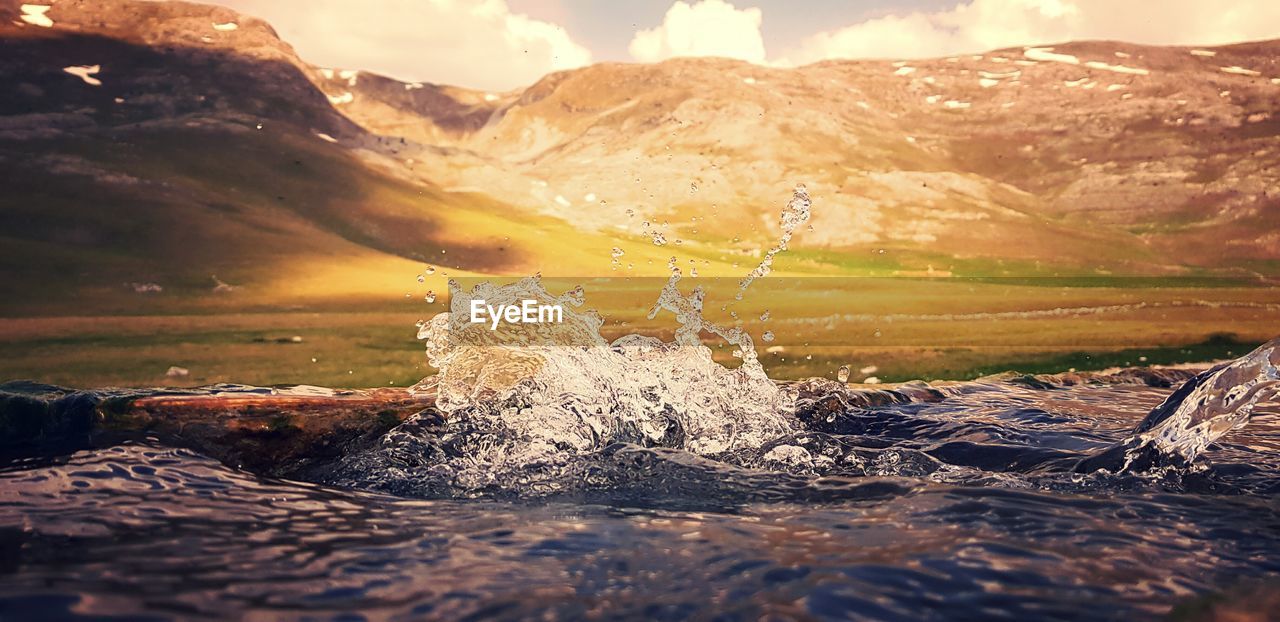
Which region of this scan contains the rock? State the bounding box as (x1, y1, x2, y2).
(0, 382, 434, 478)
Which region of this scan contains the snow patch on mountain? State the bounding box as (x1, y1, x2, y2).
(1024, 48, 1078, 65)
(1084, 61, 1148, 76)
(1221, 66, 1261, 77)
(20, 4, 53, 27)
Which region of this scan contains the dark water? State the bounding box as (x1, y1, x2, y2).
(2, 371, 1278, 621)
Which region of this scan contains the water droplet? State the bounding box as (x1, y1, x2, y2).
(425, 266, 436, 275)
(690, 182, 699, 193)
(416, 275, 425, 283)
(611, 247, 625, 259)
(425, 291, 436, 303)
(759, 310, 770, 321)
(762, 331, 775, 342)
(837, 365, 850, 383)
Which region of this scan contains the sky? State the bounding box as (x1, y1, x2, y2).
(209, 0, 1280, 91)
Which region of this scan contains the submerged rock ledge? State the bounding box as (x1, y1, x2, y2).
(0, 381, 435, 478)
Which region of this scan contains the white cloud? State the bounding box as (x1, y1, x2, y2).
(629, 0, 766, 64)
(782, 0, 1280, 65)
(214, 0, 591, 91)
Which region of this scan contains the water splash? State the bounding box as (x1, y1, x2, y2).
(1130, 337, 1279, 462)
(735, 184, 810, 300)
(408, 278, 795, 492)
(643, 184, 810, 375)
(1075, 338, 1279, 473)
(406, 186, 813, 492)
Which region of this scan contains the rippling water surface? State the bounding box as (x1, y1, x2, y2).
(2, 373, 1278, 621)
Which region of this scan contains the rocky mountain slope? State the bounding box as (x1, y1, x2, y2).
(421, 40, 1280, 271)
(1, 0, 1278, 313)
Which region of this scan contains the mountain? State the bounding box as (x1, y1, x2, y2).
(2, 0, 1278, 315)
(414, 40, 1280, 272)
(0, 0, 610, 314)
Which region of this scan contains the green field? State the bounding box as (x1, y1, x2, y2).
(3, 276, 1274, 389)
